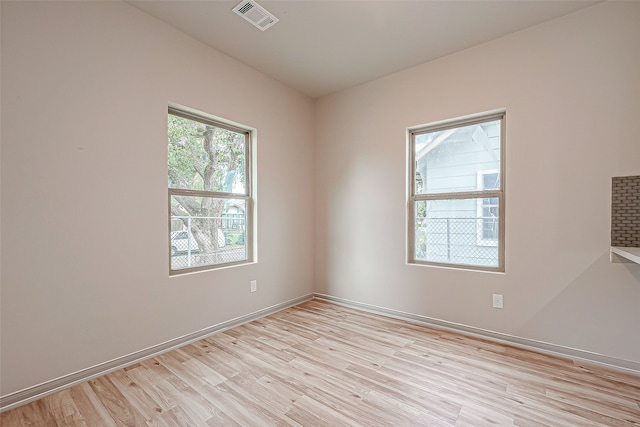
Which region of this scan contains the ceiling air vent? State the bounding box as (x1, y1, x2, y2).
(232, 0, 279, 31)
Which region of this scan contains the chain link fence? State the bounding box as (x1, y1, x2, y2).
(171, 246, 246, 270)
(415, 217, 498, 267)
(171, 215, 246, 270)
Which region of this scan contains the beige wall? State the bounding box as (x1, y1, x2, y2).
(315, 2, 640, 363)
(0, 1, 315, 395)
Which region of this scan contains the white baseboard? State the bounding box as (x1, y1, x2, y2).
(312, 293, 640, 375)
(0, 294, 314, 413)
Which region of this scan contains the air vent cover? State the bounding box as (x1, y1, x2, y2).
(232, 0, 279, 31)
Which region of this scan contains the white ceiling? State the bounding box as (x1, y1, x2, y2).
(128, 0, 600, 98)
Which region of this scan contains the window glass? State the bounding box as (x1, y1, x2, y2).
(414, 198, 500, 268)
(414, 120, 501, 195)
(168, 114, 246, 194)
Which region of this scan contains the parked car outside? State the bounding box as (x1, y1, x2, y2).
(170, 229, 225, 255)
(170, 231, 199, 255)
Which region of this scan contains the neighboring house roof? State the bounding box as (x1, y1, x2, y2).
(415, 124, 498, 163)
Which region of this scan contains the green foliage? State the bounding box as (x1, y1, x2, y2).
(415, 200, 427, 226)
(224, 232, 245, 247)
(168, 116, 205, 190)
(168, 115, 246, 193)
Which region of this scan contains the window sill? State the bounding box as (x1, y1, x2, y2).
(610, 247, 640, 264)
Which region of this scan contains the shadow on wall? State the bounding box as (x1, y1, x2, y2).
(517, 251, 640, 362)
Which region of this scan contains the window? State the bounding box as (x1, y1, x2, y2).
(409, 111, 505, 271)
(168, 106, 253, 274)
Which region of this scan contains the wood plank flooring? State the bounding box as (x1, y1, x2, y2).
(2, 300, 639, 426)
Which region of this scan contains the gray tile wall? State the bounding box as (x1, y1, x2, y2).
(611, 175, 640, 247)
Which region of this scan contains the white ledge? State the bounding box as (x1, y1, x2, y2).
(610, 247, 640, 264)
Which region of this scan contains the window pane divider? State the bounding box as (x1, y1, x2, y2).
(169, 188, 249, 200)
(413, 190, 502, 201)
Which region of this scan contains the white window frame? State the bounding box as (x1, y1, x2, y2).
(408, 110, 505, 272)
(168, 105, 254, 275)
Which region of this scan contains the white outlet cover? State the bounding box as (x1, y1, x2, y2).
(492, 294, 504, 309)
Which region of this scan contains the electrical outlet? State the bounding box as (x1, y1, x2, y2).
(250, 280, 257, 292)
(492, 294, 504, 309)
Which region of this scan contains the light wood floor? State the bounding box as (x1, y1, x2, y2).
(2, 300, 639, 426)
